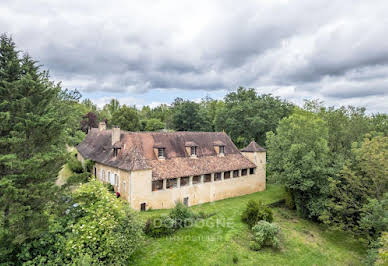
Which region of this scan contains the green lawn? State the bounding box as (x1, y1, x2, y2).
(133, 185, 365, 266)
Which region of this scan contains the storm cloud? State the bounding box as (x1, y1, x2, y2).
(1, 0, 388, 112)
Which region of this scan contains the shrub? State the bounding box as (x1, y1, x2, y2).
(68, 157, 84, 174)
(250, 221, 280, 250)
(169, 202, 196, 229)
(105, 183, 115, 193)
(66, 172, 90, 186)
(84, 159, 95, 174)
(242, 200, 273, 228)
(285, 188, 295, 210)
(144, 215, 176, 237)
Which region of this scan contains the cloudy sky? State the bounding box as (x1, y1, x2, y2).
(1, 0, 388, 112)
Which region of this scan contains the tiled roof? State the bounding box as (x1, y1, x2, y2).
(241, 141, 266, 152)
(77, 129, 256, 179)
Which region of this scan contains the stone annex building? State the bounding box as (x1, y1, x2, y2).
(76, 122, 266, 210)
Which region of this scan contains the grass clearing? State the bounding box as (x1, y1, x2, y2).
(133, 185, 365, 266)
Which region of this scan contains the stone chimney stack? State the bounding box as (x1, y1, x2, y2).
(112, 126, 120, 145)
(98, 121, 106, 131)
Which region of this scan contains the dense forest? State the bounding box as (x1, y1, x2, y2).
(1, 33, 387, 265)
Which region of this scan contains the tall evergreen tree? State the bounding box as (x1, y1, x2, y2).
(0, 34, 70, 262)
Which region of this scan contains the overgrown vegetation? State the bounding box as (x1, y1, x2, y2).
(241, 200, 273, 228)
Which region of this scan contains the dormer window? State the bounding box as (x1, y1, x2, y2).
(191, 146, 197, 156)
(158, 148, 165, 158)
(219, 145, 225, 154)
(113, 148, 118, 157)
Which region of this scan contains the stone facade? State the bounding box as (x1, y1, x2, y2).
(79, 149, 266, 210)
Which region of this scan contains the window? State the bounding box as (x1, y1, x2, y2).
(190, 146, 197, 156)
(152, 180, 163, 191)
(114, 174, 118, 185)
(113, 148, 119, 157)
(158, 148, 165, 158)
(214, 172, 222, 181)
(192, 175, 201, 184)
(224, 171, 231, 179)
(180, 176, 189, 186)
(140, 203, 146, 211)
(219, 145, 225, 154)
(250, 168, 255, 175)
(166, 178, 178, 189)
(241, 169, 248, 176)
(233, 170, 240, 178)
(94, 167, 97, 177)
(102, 170, 105, 181)
(108, 171, 111, 184)
(204, 174, 211, 183)
(184, 197, 189, 206)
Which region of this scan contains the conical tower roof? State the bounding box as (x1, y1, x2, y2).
(241, 140, 266, 152)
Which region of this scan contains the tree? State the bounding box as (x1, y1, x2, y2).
(215, 87, 293, 147)
(143, 118, 165, 131)
(322, 135, 388, 233)
(80, 111, 99, 133)
(171, 98, 211, 131)
(266, 109, 332, 219)
(111, 105, 140, 131)
(0, 34, 71, 262)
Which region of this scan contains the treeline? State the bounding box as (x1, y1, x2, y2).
(75, 88, 294, 148)
(266, 102, 388, 264)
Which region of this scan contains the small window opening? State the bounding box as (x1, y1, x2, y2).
(250, 168, 255, 175)
(224, 171, 231, 179)
(158, 148, 165, 158)
(219, 145, 225, 154)
(190, 146, 197, 156)
(214, 172, 222, 181)
(180, 176, 189, 186)
(140, 203, 146, 211)
(241, 169, 248, 176)
(166, 178, 178, 189)
(204, 174, 212, 182)
(233, 170, 240, 178)
(152, 180, 163, 191)
(192, 175, 201, 184)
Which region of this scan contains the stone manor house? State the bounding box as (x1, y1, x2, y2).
(76, 122, 266, 210)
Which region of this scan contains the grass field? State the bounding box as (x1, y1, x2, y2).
(133, 185, 365, 266)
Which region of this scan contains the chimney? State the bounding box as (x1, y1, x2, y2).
(112, 126, 120, 145)
(98, 121, 106, 131)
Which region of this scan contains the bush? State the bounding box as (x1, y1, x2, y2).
(169, 202, 196, 229)
(285, 189, 295, 210)
(242, 200, 273, 228)
(250, 221, 281, 250)
(68, 157, 83, 174)
(144, 215, 176, 237)
(84, 159, 95, 174)
(66, 172, 90, 186)
(105, 183, 115, 193)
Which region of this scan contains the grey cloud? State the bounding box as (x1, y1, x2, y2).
(1, 0, 388, 111)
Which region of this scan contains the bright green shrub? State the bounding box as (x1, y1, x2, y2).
(250, 221, 281, 250)
(144, 215, 176, 237)
(242, 200, 273, 228)
(20, 180, 144, 264)
(169, 202, 196, 229)
(68, 157, 83, 174)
